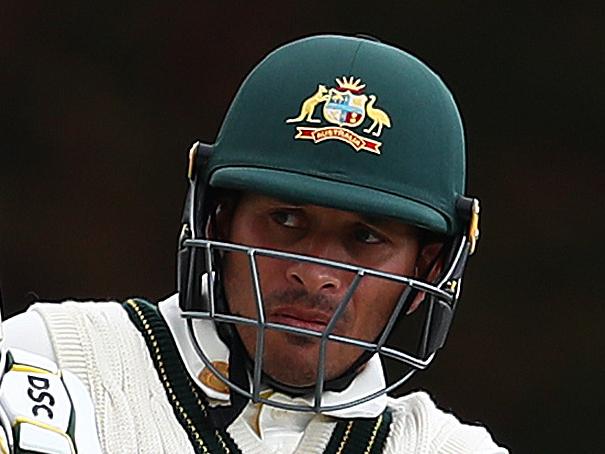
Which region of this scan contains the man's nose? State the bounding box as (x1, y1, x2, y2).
(285, 261, 344, 294)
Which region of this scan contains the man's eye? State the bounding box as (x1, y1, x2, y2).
(354, 228, 383, 244)
(271, 211, 299, 228)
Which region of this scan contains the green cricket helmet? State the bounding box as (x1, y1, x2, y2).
(178, 34, 480, 413)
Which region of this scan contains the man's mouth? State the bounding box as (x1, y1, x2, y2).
(269, 307, 331, 333)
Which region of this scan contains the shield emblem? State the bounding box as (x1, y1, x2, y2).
(323, 89, 368, 128)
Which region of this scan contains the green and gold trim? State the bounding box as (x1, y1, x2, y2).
(123, 299, 239, 454)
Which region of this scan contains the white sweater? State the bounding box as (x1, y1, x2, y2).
(4, 299, 508, 454)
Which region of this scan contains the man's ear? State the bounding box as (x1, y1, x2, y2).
(206, 196, 236, 241)
(406, 242, 445, 314)
(207, 203, 228, 240)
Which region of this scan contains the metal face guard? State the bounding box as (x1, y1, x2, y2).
(180, 237, 470, 412)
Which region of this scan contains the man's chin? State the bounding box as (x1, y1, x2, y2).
(261, 349, 356, 389)
(239, 328, 360, 388)
(264, 367, 317, 388)
(261, 346, 323, 388)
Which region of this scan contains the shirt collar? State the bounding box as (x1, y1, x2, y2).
(158, 293, 387, 418)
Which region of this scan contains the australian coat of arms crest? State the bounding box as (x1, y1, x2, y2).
(286, 76, 391, 155)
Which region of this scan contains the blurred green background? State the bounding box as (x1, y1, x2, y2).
(1, 2, 603, 452)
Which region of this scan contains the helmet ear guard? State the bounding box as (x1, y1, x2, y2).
(178, 141, 213, 313)
(417, 196, 480, 356)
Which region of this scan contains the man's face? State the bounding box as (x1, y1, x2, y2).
(219, 193, 422, 388)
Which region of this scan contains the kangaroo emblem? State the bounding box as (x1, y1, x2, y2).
(363, 95, 392, 136)
(286, 85, 329, 123)
(286, 76, 392, 155)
